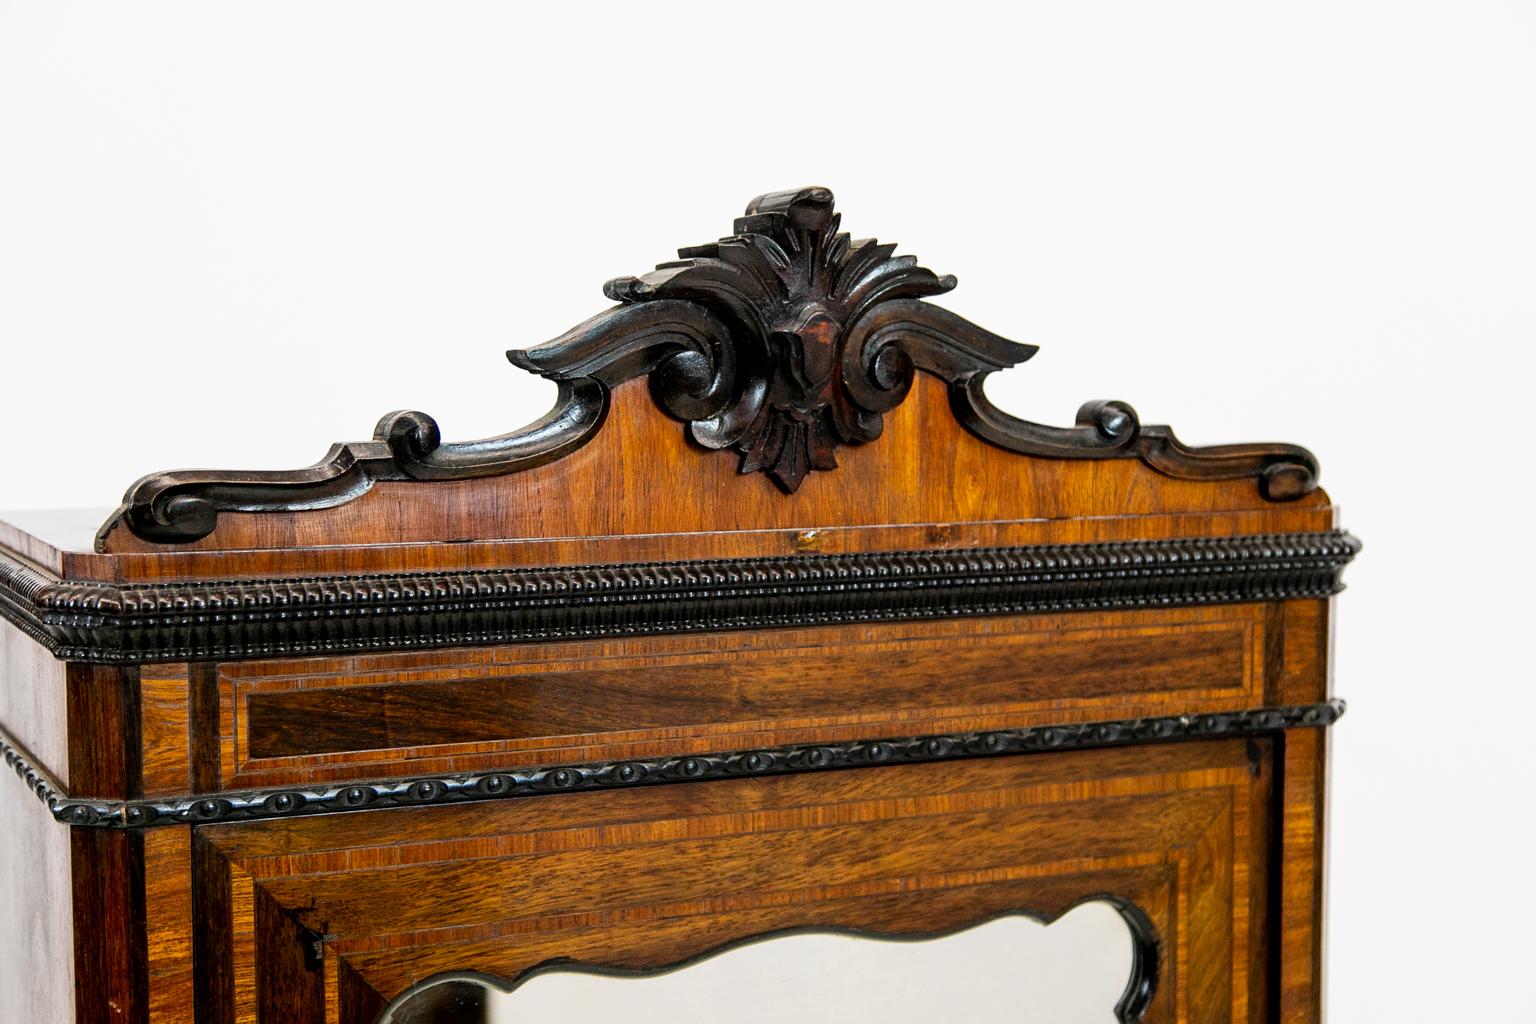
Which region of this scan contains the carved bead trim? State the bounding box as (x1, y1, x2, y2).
(0, 531, 1361, 664)
(0, 733, 61, 819)
(0, 700, 1345, 830)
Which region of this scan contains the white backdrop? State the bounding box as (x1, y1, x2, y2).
(2, 2, 1533, 1020)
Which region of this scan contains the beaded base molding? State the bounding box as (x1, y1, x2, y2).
(1, 700, 1345, 830)
(0, 530, 1360, 664)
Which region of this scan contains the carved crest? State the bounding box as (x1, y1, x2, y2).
(102, 187, 1321, 548)
(510, 187, 1033, 491)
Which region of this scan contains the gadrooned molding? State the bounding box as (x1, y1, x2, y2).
(0, 530, 1361, 665)
(1, 700, 1345, 830)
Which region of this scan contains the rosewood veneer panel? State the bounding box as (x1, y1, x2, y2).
(218, 605, 1267, 789)
(99, 376, 1334, 560)
(194, 738, 1273, 1024)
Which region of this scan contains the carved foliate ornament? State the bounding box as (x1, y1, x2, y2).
(513, 186, 1035, 491)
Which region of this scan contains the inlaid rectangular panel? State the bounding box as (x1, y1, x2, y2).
(193, 737, 1274, 1024)
(213, 605, 1272, 789)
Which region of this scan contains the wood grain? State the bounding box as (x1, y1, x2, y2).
(95, 375, 1333, 561)
(141, 666, 191, 799)
(221, 605, 1266, 789)
(145, 826, 195, 1024)
(68, 504, 1339, 584)
(71, 829, 148, 1023)
(196, 738, 1274, 1023)
(1278, 728, 1329, 1023)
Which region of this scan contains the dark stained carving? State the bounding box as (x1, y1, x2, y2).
(102, 186, 1323, 546)
(100, 380, 609, 546)
(510, 187, 1035, 492)
(1, 531, 1361, 665)
(524, 185, 1318, 497)
(951, 386, 1322, 502)
(1, 700, 1345, 830)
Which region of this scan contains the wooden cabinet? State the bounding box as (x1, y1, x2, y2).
(0, 187, 1356, 1022)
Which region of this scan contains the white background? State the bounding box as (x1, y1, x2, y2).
(2, 2, 1533, 1019)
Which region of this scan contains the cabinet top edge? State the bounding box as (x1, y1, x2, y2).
(0, 528, 1360, 666)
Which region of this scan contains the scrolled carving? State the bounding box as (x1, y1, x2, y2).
(100, 186, 1325, 547)
(512, 186, 1321, 498)
(106, 377, 610, 545)
(508, 301, 739, 423)
(950, 376, 1320, 501)
(513, 186, 1038, 492)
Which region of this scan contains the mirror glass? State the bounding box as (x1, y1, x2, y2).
(378, 901, 1146, 1024)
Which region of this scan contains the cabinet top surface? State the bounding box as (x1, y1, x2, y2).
(0, 508, 108, 559)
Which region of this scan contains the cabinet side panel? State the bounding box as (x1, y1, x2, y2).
(0, 616, 68, 778)
(0, 764, 75, 1023)
(0, 616, 75, 1021)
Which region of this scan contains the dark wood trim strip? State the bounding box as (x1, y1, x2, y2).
(2, 699, 1345, 830)
(188, 663, 222, 794)
(65, 663, 142, 798)
(0, 530, 1361, 665)
(71, 829, 149, 1024)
